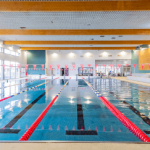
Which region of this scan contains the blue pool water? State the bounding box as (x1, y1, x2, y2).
(0, 78, 150, 142)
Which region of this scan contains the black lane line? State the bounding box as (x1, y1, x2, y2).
(0, 85, 54, 134)
(66, 131, 97, 135)
(77, 90, 85, 130)
(66, 89, 97, 135)
(0, 129, 20, 134)
(109, 91, 150, 134)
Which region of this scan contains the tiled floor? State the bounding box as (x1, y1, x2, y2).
(0, 142, 149, 150)
(111, 77, 150, 87)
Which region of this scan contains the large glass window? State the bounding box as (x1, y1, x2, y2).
(4, 49, 10, 54)
(16, 52, 20, 57)
(4, 61, 10, 79)
(16, 62, 20, 78)
(0, 60, 3, 80)
(11, 62, 16, 79)
(0, 47, 3, 53)
(21, 68, 25, 78)
(11, 51, 16, 56)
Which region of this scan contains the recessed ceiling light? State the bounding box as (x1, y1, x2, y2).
(20, 27, 26, 29)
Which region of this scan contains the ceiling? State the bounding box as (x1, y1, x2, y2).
(0, 0, 149, 50)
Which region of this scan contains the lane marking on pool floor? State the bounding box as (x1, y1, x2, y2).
(19, 78, 70, 141)
(0, 78, 59, 134)
(0, 78, 58, 102)
(109, 91, 150, 134)
(82, 78, 150, 142)
(66, 86, 97, 135)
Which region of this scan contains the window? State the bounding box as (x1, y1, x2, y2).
(21, 68, 25, 78)
(11, 51, 16, 56)
(0, 60, 3, 80)
(0, 47, 3, 53)
(4, 60, 10, 79)
(16, 52, 20, 57)
(4, 49, 10, 54)
(16, 62, 20, 78)
(11, 62, 16, 79)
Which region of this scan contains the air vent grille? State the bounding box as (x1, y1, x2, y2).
(99, 55, 112, 57)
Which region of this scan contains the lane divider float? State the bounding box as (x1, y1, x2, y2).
(82, 78, 150, 142)
(19, 77, 70, 141)
(0, 77, 47, 89)
(0, 78, 58, 103)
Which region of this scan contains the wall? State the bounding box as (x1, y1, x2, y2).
(46, 50, 131, 77)
(131, 50, 150, 73)
(27, 50, 45, 75)
(139, 48, 150, 70)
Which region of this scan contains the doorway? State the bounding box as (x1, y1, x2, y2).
(60, 68, 69, 76)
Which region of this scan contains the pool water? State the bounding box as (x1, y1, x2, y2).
(0, 78, 149, 142)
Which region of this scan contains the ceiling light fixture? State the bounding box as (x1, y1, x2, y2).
(69, 52, 74, 57)
(121, 51, 126, 55)
(102, 51, 108, 57)
(52, 53, 57, 57)
(86, 52, 91, 57)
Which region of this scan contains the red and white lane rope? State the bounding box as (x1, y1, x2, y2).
(0, 77, 47, 89)
(19, 77, 70, 141)
(83, 78, 150, 142)
(0, 78, 58, 103)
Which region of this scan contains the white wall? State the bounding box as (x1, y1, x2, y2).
(46, 50, 131, 77)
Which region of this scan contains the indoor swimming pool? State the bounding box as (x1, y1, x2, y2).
(0, 78, 150, 142)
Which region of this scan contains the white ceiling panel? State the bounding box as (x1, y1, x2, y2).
(0, 11, 150, 29)
(1, 35, 150, 41)
(17, 44, 138, 47)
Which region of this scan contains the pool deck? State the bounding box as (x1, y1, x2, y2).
(111, 77, 150, 87)
(0, 142, 150, 150)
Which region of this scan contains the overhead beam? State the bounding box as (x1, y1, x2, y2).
(4, 40, 150, 45)
(21, 47, 135, 50)
(1, 29, 150, 35)
(0, 1, 149, 11)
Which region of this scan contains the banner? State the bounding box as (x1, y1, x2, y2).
(18, 64, 21, 69)
(95, 64, 98, 68)
(110, 64, 113, 69)
(118, 64, 121, 68)
(25, 64, 28, 70)
(33, 65, 36, 70)
(65, 65, 68, 70)
(72, 64, 76, 70)
(88, 64, 91, 68)
(57, 64, 60, 69)
(133, 64, 137, 68)
(49, 64, 52, 70)
(142, 64, 144, 69)
(41, 64, 44, 70)
(80, 64, 84, 69)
